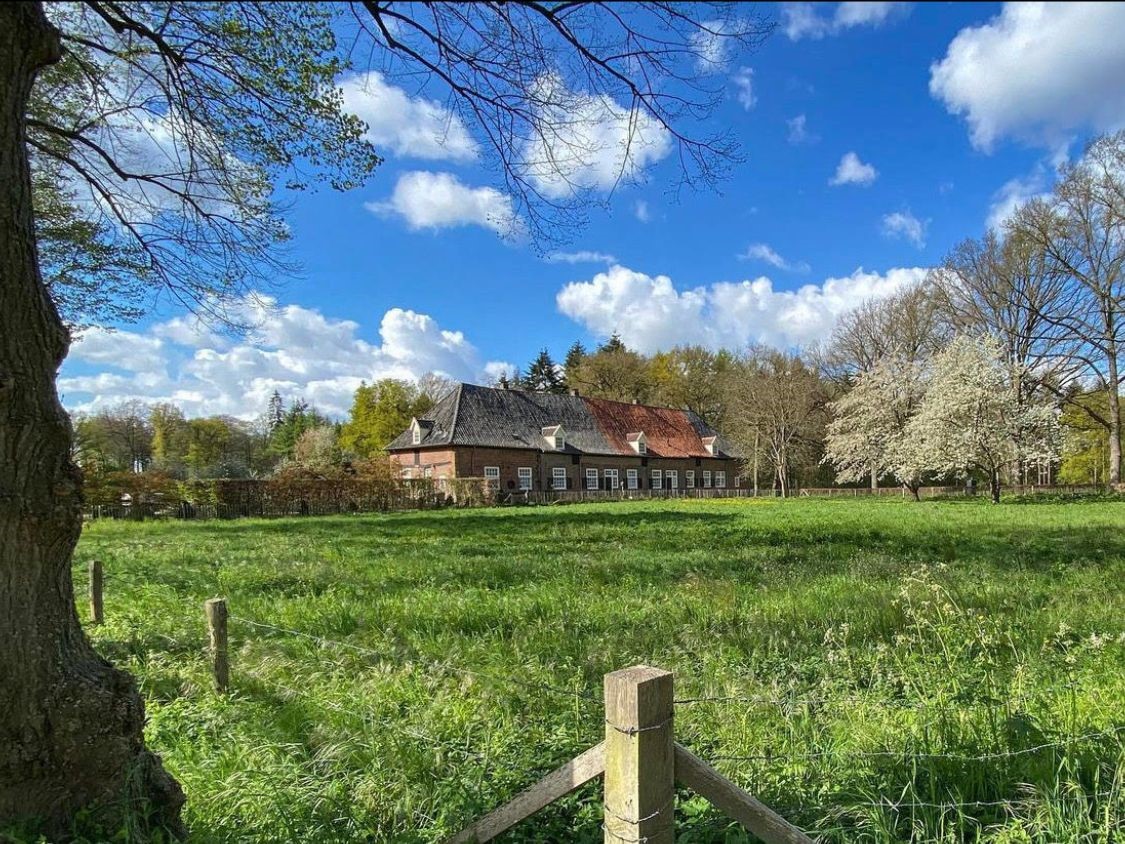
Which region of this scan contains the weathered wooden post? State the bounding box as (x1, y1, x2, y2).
(88, 559, 103, 625)
(603, 665, 675, 844)
(205, 597, 229, 694)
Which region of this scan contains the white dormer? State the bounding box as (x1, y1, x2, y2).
(702, 435, 716, 455)
(410, 418, 423, 445)
(627, 431, 647, 455)
(542, 424, 566, 451)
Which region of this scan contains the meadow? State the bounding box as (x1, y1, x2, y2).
(70, 497, 1125, 843)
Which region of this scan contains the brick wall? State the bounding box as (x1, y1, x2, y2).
(389, 445, 743, 492)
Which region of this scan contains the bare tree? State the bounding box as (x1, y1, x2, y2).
(729, 349, 825, 497)
(2, 2, 773, 834)
(1010, 133, 1125, 485)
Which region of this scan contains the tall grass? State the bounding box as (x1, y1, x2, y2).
(53, 497, 1125, 842)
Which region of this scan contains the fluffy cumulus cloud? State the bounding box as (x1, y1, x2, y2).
(338, 71, 478, 162)
(783, 2, 907, 40)
(739, 243, 810, 273)
(830, 151, 878, 186)
(367, 170, 519, 236)
(61, 296, 511, 419)
(881, 210, 928, 248)
(930, 3, 1125, 151)
(521, 75, 673, 199)
(556, 264, 927, 353)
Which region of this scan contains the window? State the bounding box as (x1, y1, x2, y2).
(484, 466, 500, 489)
(552, 467, 567, 490)
(518, 467, 533, 491)
(604, 468, 619, 490)
(702, 470, 712, 488)
(554, 435, 564, 450)
(716, 470, 726, 488)
(626, 469, 638, 490)
(637, 441, 647, 455)
(686, 470, 695, 488)
(651, 469, 663, 490)
(666, 469, 678, 489)
(586, 468, 599, 490)
(411, 423, 421, 445)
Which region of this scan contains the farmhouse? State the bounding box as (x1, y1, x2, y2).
(386, 382, 742, 492)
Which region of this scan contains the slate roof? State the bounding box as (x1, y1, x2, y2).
(387, 383, 739, 459)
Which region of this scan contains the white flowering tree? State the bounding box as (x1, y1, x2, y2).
(904, 336, 1059, 503)
(824, 356, 929, 498)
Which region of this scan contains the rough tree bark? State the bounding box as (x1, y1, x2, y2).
(0, 4, 183, 836)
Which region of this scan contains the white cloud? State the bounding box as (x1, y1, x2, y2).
(556, 264, 926, 353)
(693, 20, 733, 73)
(739, 243, 810, 273)
(633, 199, 651, 222)
(70, 327, 165, 372)
(787, 114, 816, 144)
(545, 250, 618, 265)
(60, 296, 511, 419)
(521, 75, 673, 199)
(986, 166, 1053, 231)
(366, 171, 519, 236)
(930, 3, 1125, 151)
(830, 151, 878, 186)
(732, 67, 757, 110)
(338, 71, 477, 162)
(783, 2, 907, 40)
(881, 211, 928, 248)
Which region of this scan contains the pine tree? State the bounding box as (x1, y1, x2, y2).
(524, 348, 564, 393)
(599, 332, 627, 354)
(563, 341, 587, 388)
(267, 390, 284, 431)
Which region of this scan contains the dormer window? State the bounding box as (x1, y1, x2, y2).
(411, 419, 422, 445)
(627, 432, 647, 455)
(702, 436, 716, 456)
(542, 424, 565, 451)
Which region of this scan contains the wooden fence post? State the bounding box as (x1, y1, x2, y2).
(603, 665, 675, 844)
(88, 560, 103, 625)
(205, 598, 229, 694)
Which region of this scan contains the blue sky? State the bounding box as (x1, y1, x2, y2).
(61, 2, 1125, 419)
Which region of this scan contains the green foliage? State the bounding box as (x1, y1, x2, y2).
(338, 380, 432, 457)
(68, 498, 1125, 843)
(269, 399, 331, 460)
(563, 341, 587, 387)
(522, 349, 565, 393)
(1059, 390, 1120, 484)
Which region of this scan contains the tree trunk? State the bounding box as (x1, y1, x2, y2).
(989, 469, 1001, 504)
(870, 461, 877, 491)
(752, 430, 759, 496)
(0, 4, 183, 837)
(907, 482, 920, 502)
(1106, 341, 1121, 486)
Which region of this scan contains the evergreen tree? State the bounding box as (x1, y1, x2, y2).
(267, 390, 285, 431)
(563, 341, 587, 388)
(524, 348, 564, 393)
(599, 332, 627, 354)
(338, 379, 432, 457)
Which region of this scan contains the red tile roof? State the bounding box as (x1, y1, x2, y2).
(583, 397, 712, 458)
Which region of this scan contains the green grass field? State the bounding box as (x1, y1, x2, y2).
(71, 497, 1125, 843)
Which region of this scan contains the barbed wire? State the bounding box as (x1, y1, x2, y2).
(704, 725, 1125, 765)
(230, 614, 601, 705)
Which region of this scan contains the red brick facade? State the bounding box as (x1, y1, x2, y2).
(390, 445, 742, 492)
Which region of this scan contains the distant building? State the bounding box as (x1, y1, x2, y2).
(386, 382, 742, 493)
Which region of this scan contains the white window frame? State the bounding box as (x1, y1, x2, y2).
(604, 468, 620, 490)
(552, 467, 567, 490)
(484, 465, 500, 489)
(686, 470, 695, 488)
(626, 469, 638, 490)
(411, 423, 421, 445)
(586, 467, 599, 490)
(666, 469, 678, 489)
(702, 470, 712, 488)
(554, 435, 564, 450)
(637, 440, 647, 455)
(651, 469, 663, 490)
(716, 470, 726, 488)
(518, 467, 533, 491)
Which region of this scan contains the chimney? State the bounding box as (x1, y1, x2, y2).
(570, 388, 579, 397)
(632, 397, 640, 404)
